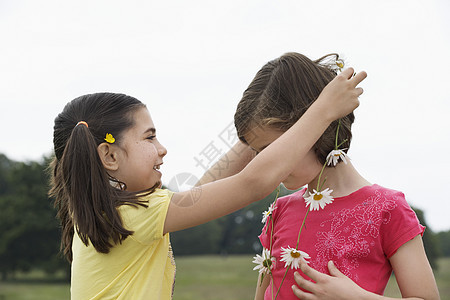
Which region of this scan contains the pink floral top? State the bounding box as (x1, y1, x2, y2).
(259, 184, 424, 299)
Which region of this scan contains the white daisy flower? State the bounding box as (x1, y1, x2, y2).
(261, 202, 276, 224)
(304, 188, 334, 211)
(326, 149, 349, 166)
(252, 248, 275, 274)
(280, 246, 310, 269)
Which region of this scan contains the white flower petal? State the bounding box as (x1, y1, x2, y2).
(279, 246, 310, 269)
(252, 248, 275, 274)
(304, 188, 334, 211)
(326, 149, 350, 166)
(261, 202, 277, 223)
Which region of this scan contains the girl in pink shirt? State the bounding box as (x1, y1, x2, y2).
(232, 52, 439, 299)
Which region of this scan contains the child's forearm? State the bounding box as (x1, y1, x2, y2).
(195, 141, 255, 186)
(240, 101, 334, 198)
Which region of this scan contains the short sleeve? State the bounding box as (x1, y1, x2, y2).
(381, 191, 425, 258)
(120, 189, 173, 245)
(259, 220, 272, 249)
(259, 197, 283, 250)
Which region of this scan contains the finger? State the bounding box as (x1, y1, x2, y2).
(292, 285, 314, 300)
(300, 261, 324, 282)
(293, 271, 316, 292)
(355, 87, 364, 97)
(339, 67, 355, 79)
(327, 261, 345, 278)
(350, 71, 367, 87)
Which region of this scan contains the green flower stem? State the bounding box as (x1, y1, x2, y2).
(316, 160, 328, 192)
(269, 186, 281, 255)
(336, 138, 348, 149)
(269, 215, 275, 253)
(335, 119, 341, 149)
(274, 265, 290, 300)
(296, 209, 310, 248)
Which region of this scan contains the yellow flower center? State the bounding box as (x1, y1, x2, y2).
(313, 193, 323, 201)
(263, 259, 272, 268)
(334, 153, 341, 157)
(291, 251, 301, 258)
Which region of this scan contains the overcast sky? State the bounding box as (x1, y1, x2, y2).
(1, 0, 449, 231)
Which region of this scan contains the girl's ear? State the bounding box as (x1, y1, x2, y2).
(97, 143, 120, 171)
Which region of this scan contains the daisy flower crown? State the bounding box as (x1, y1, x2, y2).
(252, 58, 350, 300)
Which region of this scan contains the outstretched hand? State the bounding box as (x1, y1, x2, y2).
(314, 68, 367, 122)
(292, 261, 367, 300)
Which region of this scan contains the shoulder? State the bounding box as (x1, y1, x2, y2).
(273, 188, 306, 216)
(137, 188, 174, 209)
(118, 189, 173, 214)
(277, 188, 306, 205)
(119, 189, 174, 242)
(353, 184, 408, 207)
(357, 184, 404, 199)
(142, 188, 174, 202)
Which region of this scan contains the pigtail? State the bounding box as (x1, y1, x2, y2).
(61, 124, 137, 259)
(49, 157, 75, 261)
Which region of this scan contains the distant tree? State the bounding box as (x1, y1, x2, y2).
(171, 219, 223, 255)
(0, 155, 67, 280)
(436, 230, 450, 257)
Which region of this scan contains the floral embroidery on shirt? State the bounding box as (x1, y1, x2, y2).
(311, 189, 398, 280)
(315, 229, 346, 258)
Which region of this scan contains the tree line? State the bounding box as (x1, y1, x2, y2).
(0, 153, 448, 280)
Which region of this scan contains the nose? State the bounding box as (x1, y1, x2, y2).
(157, 142, 167, 157)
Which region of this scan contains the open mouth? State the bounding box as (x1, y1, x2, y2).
(153, 163, 162, 171)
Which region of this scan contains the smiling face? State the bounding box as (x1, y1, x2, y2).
(112, 107, 167, 192)
(243, 125, 323, 190)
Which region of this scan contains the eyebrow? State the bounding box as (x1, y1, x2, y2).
(144, 127, 156, 134)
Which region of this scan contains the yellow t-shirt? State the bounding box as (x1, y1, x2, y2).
(71, 189, 176, 300)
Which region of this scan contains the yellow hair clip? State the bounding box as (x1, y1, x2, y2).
(104, 133, 115, 144)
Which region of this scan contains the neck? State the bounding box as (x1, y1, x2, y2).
(307, 160, 371, 198)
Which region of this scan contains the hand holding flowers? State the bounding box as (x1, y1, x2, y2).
(313, 68, 366, 122)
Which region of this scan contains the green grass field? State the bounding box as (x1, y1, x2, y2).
(1, 256, 448, 299)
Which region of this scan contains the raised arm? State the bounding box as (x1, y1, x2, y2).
(164, 68, 366, 234)
(195, 141, 255, 186)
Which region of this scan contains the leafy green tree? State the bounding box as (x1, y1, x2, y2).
(436, 230, 450, 257)
(171, 219, 223, 255)
(0, 155, 67, 280)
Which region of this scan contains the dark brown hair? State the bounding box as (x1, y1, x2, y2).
(49, 93, 158, 262)
(234, 52, 354, 164)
